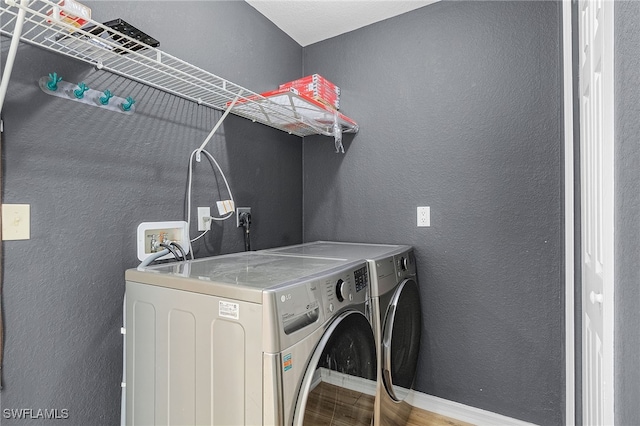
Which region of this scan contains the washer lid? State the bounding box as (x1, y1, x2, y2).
(264, 241, 411, 261)
(126, 252, 355, 303)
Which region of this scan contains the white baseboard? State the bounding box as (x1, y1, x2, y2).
(317, 368, 377, 396)
(407, 390, 538, 426)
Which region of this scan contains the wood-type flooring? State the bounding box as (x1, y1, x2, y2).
(302, 381, 473, 426)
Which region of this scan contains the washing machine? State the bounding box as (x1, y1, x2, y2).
(262, 241, 422, 426)
(123, 251, 377, 425)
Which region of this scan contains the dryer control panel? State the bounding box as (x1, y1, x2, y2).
(395, 250, 416, 279)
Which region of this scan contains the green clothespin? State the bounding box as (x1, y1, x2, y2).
(74, 82, 89, 99)
(121, 96, 135, 111)
(47, 73, 63, 91)
(99, 90, 113, 105)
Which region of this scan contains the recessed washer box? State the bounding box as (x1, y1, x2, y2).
(136, 221, 189, 261)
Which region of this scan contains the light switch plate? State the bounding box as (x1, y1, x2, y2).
(2, 204, 30, 240)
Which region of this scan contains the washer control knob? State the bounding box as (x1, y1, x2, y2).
(335, 279, 346, 302)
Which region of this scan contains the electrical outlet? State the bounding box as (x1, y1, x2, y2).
(237, 207, 251, 227)
(197, 207, 211, 231)
(417, 206, 430, 227)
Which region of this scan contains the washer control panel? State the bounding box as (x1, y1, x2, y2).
(354, 265, 368, 292)
(321, 265, 368, 316)
(278, 281, 321, 336)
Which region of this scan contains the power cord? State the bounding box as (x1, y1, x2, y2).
(186, 148, 235, 259)
(239, 211, 251, 251)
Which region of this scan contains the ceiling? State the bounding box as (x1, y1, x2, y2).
(245, 1, 438, 47)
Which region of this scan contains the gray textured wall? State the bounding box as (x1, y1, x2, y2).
(0, 2, 302, 425)
(0, 1, 576, 425)
(615, 2, 640, 425)
(301, 2, 564, 424)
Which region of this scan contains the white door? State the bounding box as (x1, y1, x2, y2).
(579, 0, 615, 424)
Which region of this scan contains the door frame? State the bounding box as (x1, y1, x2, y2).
(562, 1, 575, 425)
(570, 0, 616, 424)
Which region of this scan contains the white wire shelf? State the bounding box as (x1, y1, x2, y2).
(0, 0, 359, 139)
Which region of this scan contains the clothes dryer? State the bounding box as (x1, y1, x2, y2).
(262, 241, 422, 426)
(123, 251, 377, 425)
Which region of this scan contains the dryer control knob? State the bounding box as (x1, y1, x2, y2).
(400, 256, 408, 271)
(335, 279, 346, 302)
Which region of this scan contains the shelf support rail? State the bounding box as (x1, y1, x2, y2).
(195, 91, 242, 163)
(0, 0, 27, 116)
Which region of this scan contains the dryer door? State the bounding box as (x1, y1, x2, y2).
(293, 310, 377, 426)
(381, 278, 421, 402)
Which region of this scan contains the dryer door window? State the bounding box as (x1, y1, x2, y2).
(293, 310, 377, 426)
(381, 278, 421, 402)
